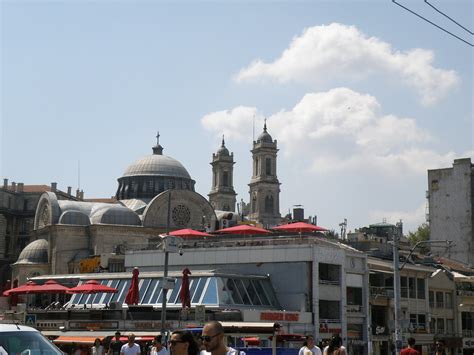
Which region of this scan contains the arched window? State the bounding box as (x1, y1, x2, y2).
(223, 172, 229, 187)
(265, 195, 274, 213)
(266, 158, 272, 176)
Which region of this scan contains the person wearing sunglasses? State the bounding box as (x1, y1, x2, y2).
(201, 321, 243, 355)
(168, 330, 199, 355)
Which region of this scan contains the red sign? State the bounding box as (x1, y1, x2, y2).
(260, 312, 299, 322)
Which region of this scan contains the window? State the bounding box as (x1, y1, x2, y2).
(319, 263, 340, 285)
(401, 277, 408, 298)
(319, 300, 340, 321)
(202, 277, 218, 305)
(430, 318, 436, 333)
(223, 172, 229, 187)
(462, 312, 474, 335)
(224, 278, 243, 304)
(417, 314, 426, 330)
(265, 158, 272, 176)
(446, 319, 454, 334)
(254, 158, 259, 175)
(192, 278, 207, 303)
(346, 287, 363, 306)
(445, 292, 453, 308)
(436, 291, 444, 308)
(436, 318, 445, 333)
(416, 278, 425, 299)
(409, 277, 416, 298)
(431, 179, 439, 190)
(264, 195, 273, 213)
(429, 291, 434, 308)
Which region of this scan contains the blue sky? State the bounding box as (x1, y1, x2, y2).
(1, 0, 472, 233)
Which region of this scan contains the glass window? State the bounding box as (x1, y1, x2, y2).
(202, 277, 218, 305)
(417, 314, 426, 330)
(445, 292, 453, 308)
(188, 279, 199, 302)
(436, 291, 444, 308)
(265, 158, 272, 176)
(409, 277, 416, 298)
(401, 277, 408, 298)
(437, 318, 445, 333)
(261, 280, 279, 307)
(319, 263, 340, 284)
(116, 280, 131, 304)
(103, 280, 120, 304)
(234, 279, 251, 305)
(142, 279, 159, 304)
(192, 278, 207, 303)
(430, 318, 436, 333)
(138, 279, 151, 303)
(224, 278, 243, 304)
(252, 280, 270, 305)
(243, 278, 261, 305)
(150, 280, 163, 304)
(168, 278, 182, 304)
(416, 278, 425, 299)
(346, 287, 363, 306)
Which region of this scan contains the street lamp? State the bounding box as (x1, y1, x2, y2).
(392, 235, 452, 354)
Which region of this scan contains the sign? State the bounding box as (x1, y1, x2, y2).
(69, 321, 119, 330)
(161, 277, 176, 290)
(195, 305, 206, 322)
(164, 236, 183, 253)
(25, 314, 36, 326)
(464, 338, 474, 349)
(260, 312, 299, 322)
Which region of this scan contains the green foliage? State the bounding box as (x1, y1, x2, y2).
(407, 223, 430, 254)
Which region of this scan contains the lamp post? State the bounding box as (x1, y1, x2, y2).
(392, 235, 452, 355)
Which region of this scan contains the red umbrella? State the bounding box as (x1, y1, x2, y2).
(35, 280, 70, 294)
(180, 268, 192, 309)
(125, 267, 140, 305)
(3, 280, 39, 296)
(170, 229, 212, 238)
(216, 225, 271, 235)
(272, 222, 328, 233)
(67, 280, 118, 294)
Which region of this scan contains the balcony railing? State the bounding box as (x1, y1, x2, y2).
(463, 330, 474, 337)
(370, 286, 393, 298)
(319, 279, 340, 286)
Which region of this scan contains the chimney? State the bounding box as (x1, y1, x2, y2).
(67, 186, 72, 195)
(76, 189, 80, 198)
(3, 179, 8, 189)
(80, 190, 84, 200)
(17, 183, 24, 192)
(51, 182, 57, 192)
(12, 182, 16, 191)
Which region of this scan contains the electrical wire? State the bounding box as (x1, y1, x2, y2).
(425, 0, 473, 35)
(392, 0, 473, 47)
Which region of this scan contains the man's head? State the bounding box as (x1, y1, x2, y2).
(154, 335, 163, 349)
(201, 321, 225, 353)
(407, 337, 416, 347)
(115, 331, 121, 341)
(305, 335, 315, 347)
(435, 339, 445, 350)
(128, 334, 135, 344)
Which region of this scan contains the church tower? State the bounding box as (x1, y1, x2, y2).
(248, 121, 281, 227)
(208, 136, 237, 212)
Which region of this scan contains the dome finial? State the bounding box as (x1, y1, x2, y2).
(221, 134, 225, 147)
(263, 118, 267, 132)
(152, 131, 164, 155)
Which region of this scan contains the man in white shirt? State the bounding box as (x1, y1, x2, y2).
(298, 335, 322, 355)
(201, 321, 245, 355)
(120, 334, 141, 355)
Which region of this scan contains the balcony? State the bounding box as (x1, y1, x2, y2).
(319, 279, 340, 286)
(370, 286, 393, 299)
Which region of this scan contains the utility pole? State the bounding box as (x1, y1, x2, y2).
(160, 193, 172, 339)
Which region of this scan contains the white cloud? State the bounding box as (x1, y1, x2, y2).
(201, 87, 469, 177)
(368, 202, 427, 233)
(235, 23, 460, 105)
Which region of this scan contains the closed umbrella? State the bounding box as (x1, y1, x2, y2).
(180, 268, 192, 309)
(125, 267, 140, 305)
(216, 225, 271, 235)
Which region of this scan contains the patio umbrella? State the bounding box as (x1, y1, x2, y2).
(67, 280, 118, 294)
(2, 280, 39, 296)
(216, 225, 271, 235)
(35, 280, 70, 294)
(272, 222, 328, 233)
(170, 228, 212, 238)
(180, 268, 192, 309)
(125, 267, 140, 305)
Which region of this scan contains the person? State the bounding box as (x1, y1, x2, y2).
(298, 335, 322, 355)
(400, 337, 420, 355)
(201, 321, 243, 355)
(435, 340, 446, 355)
(150, 335, 168, 355)
(168, 330, 199, 355)
(323, 335, 346, 355)
(92, 338, 105, 355)
(120, 334, 141, 355)
(108, 332, 124, 355)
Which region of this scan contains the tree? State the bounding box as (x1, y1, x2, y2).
(407, 223, 430, 254)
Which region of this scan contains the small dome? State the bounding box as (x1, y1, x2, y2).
(216, 136, 229, 156)
(90, 205, 141, 225)
(257, 121, 273, 143)
(123, 154, 191, 179)
(58, 210, 91, 226)
(15, 239, 48, 264)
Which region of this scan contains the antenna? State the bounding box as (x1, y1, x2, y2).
(77, 159, 81, 190)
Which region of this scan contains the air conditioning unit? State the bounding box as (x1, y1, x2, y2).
(109, 302, 122, 310)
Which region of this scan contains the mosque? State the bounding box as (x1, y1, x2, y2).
(11, 124, 282, 283)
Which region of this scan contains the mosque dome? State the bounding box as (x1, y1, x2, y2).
(116, 134, 195, 201)
(257, 121, 273, 143)
(216, 136, 229, 156)
(15, 239, 48, 264)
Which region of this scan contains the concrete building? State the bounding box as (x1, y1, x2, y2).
(427, 158, 474, 265)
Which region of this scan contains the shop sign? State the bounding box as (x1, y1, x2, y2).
(464, 338, 474, 348)
(69, 321, 119, 330)
(319, 323, 342, 334)
(260, 312, 299, 322)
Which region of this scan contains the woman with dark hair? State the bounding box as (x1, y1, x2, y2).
(91, 338, 105, 355)
(168, 331, 199, 355)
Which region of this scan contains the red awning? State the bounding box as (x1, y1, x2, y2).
(54, 336, 104, 344)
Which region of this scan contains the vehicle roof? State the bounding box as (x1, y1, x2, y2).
(0, 324, 39, 332)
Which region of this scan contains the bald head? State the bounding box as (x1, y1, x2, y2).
(202, 321, 225, 354)
(203, 321, 224, 334)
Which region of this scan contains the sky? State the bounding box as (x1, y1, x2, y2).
(1, 0, 473, 234)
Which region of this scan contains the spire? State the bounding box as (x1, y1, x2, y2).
(221, 135, 225, 148)
(152, 131, 164, 155)
(263, 118, 267, 132)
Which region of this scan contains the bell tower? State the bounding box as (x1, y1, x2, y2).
(208, 136, 237, 212)
(248, 121, 281, 227)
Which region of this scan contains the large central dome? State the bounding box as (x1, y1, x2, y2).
(116, 136, 195, 201)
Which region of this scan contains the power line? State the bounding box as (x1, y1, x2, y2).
(392, 0, 473, 47)
(425, 0, 473, 35)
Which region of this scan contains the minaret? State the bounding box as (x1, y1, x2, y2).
(248, 121, 281, 227)
(208, 136, 237, 211)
